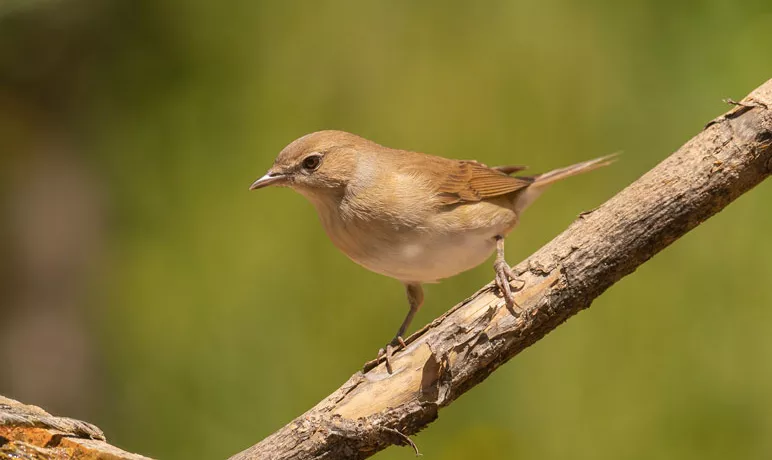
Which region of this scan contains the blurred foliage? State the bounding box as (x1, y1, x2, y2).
(1, 1, 771, 459)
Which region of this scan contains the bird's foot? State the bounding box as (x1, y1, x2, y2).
(494, 259, 525, 311)
(372, 336, 406, 374)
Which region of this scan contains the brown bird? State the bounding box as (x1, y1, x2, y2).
(250, 131, 614, 372)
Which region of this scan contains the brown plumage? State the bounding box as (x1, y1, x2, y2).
(250, 130, 615, 373)
(434, 161, 534, 204)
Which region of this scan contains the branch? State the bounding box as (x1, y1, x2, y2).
(231, 79, 772, 460)
(0, 395, 150, 459)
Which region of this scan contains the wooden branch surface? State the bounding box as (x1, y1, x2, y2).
(0, 395, 152, 459)
(231, 79, 772, 460)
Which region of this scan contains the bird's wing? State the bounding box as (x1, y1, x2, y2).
(493, 164, 528, 175)
(435, 160, 534, 205)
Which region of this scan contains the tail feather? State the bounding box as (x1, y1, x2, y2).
(531, 153, 618, 189)
(513, 153, 618, 214)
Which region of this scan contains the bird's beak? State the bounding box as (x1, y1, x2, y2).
(249, 171, 287, 190)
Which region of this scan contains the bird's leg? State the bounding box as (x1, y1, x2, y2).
(377, 283, 424, 374)
(494, 235, 525, 310)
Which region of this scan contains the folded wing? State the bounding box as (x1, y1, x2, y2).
(435, 160, 534, 205)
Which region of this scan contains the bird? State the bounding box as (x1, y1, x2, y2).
(250, 130, 614, 372)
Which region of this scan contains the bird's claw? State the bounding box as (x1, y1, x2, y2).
(494, 260, 524, 311)
(376, 336, 406, 374)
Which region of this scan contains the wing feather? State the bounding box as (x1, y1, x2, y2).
(435, 160, 533, 205)
(493, 165, 528, 175)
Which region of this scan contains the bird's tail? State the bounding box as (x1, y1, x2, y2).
(531, 153, 618, 188)
(514, 153, 618, 214)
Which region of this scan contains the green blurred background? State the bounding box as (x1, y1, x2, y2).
(1, 1, 771, 459)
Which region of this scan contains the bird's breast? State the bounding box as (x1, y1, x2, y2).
(313, 195, 519, 283)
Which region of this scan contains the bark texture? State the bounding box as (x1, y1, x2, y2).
(0, 395, 151, 460)
(230, 78, 772, 460)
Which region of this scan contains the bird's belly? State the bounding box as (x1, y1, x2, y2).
(318, 196, 518, 284)
(353, 232, 498, 283)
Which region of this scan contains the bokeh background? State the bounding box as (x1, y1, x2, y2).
(1, 1, 771, 459)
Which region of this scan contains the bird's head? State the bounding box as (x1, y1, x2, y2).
(250, 130, 377, 200)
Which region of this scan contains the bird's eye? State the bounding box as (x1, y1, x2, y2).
(301, 154, 322, 171)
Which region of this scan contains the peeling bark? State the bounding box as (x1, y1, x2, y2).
(230, 78, 772, 460)
(0, 395, 151, 459)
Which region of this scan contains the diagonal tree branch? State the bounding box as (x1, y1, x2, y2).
(230, 78, 772, 460)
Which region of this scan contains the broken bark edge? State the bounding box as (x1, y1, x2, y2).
(0, 395, 152, 460)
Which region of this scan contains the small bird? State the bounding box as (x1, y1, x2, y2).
(250, 130, 614, 372)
